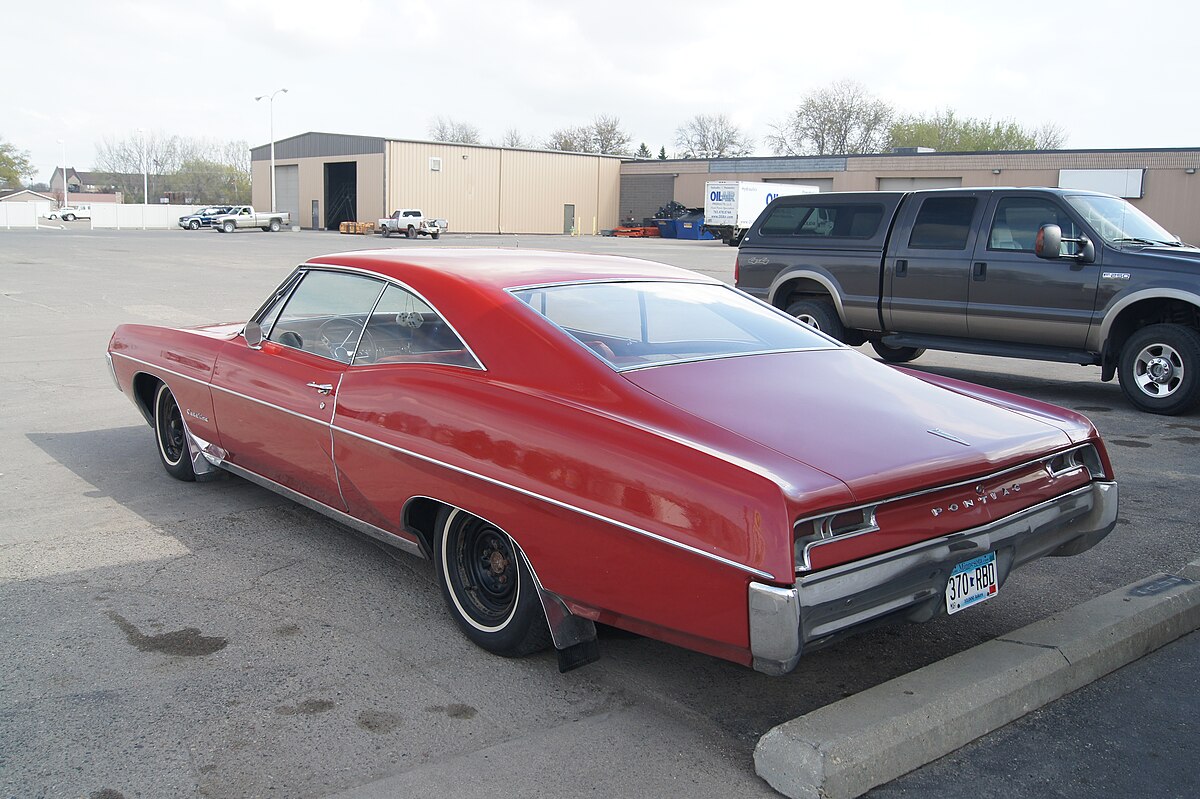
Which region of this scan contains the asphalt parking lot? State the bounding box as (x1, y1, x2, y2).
(2, 227, 1198, 798)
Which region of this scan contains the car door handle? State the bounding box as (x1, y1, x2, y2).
(895, 259, 908, 278)
(972, 262, 987, 281)
(306, 382, 333, 395)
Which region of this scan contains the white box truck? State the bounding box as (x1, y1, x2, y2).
(703, 181, 820, 246)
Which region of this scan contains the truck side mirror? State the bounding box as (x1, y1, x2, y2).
(1035, 224, 1062, 259)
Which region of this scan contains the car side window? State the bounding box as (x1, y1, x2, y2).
(354, 284, 480, 368)
(988, 198, 1080, 255)
(908, 197, 977, 249)
(268, 271, 386, 363)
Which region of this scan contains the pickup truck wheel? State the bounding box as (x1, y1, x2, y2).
(188, 220, 201, 230)
(871, 340, 926, 363)
(222, 220, 236, 233)
(431, 231, 441, 240)
(406, 225, 417, 239)
(434, 507, 551, 658)
(154, 383, 196, 482)
(786, 299, 845, 342)
(1118, 324, 1200, 415)
(63, 213, 76, 221)
(269, 219, 282, 232)
(381, 227, 391, 238)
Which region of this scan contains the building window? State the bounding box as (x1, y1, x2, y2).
(429, 157, 442, 172)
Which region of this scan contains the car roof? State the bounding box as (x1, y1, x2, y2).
(305, 248, 718, 292)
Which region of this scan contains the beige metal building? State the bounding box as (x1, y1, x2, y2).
(620, 148, 1200, 244)
(250, 133, 622, 234)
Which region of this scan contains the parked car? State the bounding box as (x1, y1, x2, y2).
(107, 249, 1117, 675)
(736, 187, 1200, 414)
(179, 206, 234, 230)
(44, 204, 91, 221)
(212, 205, 291, 233)
(378, 209, 441, 238)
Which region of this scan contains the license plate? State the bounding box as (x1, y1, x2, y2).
(946, 552, 998, 615)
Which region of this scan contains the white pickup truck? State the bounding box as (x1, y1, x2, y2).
(213, 206, 291, 233)
(378, 209, 443, 239)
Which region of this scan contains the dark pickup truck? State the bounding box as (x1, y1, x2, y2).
(735, 187, 1200, 414)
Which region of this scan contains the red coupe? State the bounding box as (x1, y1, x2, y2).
(107, 249, 1119, 674)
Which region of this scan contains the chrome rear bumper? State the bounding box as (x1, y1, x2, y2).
(749, 480, 1118, 675)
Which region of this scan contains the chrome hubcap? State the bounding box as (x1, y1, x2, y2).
(1133, 343, 1183, 397)
(796, 314, 820, 329)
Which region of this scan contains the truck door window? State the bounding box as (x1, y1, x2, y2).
(908, 197, 976, 249)
(989, 198, 1080, 254)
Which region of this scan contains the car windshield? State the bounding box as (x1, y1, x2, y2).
(513, 281, 835, 370)
(1065, 195, 1179, 245)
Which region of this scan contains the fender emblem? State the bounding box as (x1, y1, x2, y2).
(1101, 272, 1131, 280)
(186, 409, 210, 423)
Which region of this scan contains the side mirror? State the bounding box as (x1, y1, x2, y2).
(1035, 224, 1062, 259)
(1036, 223, 1095, 263)
(244, 321, 263, 349)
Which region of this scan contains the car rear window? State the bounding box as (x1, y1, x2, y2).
(758, 203, 884, 238)
(513, 281, 834, 370)
(908, 197, 977, 250)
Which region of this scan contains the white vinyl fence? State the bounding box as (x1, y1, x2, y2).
(0, 201, 206, 229)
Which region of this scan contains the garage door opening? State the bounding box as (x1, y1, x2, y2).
(324, 162, 357, 230)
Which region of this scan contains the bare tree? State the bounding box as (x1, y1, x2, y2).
(674, 113, 754, 158)
(428, 117, 482, 145)
(544, 116, 632, 155)
(93, 133, 250, 203)
(1033, 123, 1067, 150)
(767, 80, 894, 156)
(499, 128, 535, 148)
(95, 131, 184, 202)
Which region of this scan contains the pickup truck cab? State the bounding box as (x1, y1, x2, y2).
(213, 205, 291, 233)
(179, 205, 234, 230)
(736, 187, 1200, 414)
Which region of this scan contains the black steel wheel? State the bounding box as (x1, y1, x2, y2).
(431, 231, 441, 240)
(63, 213, 76, 221)
(406, 225, 417, 239)
(785, 298, 845, 342)
(153, 383, 196, 481)
(1118, 324, 1200, 415)
(434, 507, 550, 657)
(871, 340, 926, 363)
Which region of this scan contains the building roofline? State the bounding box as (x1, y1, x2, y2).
(643, 145, 1200, 165)
(251, 131, 627, 160)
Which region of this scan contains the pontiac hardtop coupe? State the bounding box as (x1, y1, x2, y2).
(107, 249, 1119, 675)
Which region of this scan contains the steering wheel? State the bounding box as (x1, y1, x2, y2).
(317, 317, 377, 364)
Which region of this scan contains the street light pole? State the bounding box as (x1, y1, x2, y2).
(56, 139, 66, 206)
(137, 127, 148, 205)
(255, 88, 288, 212)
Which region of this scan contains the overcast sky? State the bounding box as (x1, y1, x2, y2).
(7, 0, 1196, 183)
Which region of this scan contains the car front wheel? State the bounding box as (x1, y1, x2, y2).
(434, 507, 550, 657)
(786, 298, 845, 342)
(222, 221, 235, 233)
(1118, 324, 1200, 415)
(154, 383, 196, 481)
(188, 220, 201, 230)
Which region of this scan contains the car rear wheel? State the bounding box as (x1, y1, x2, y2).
(431, 231, 440, 240)
(871, 340, 926, 363)
(786, 299, 845, 342)
(153, 383, 196, 481)
(406, 225, 417, 239)
(1118, 324, 1200, 415)
(434, 507, 551, 657)
(269, 219, 282, 232)
(222, 221, 236, 233)
(188, 220, 201, 230)
(64, 214, 76, 221)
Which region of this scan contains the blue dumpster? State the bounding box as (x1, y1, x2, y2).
(674, 215, 715, 240)
(654, 219, 677, 238)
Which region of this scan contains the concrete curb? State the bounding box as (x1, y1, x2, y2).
(754, 558, 1200, 799)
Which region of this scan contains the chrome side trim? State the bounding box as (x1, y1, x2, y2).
(330, 372, 348, 508)
(334, 424, 775, 580)
(217, 460, 424, 558)
(113, 353, 776, 580)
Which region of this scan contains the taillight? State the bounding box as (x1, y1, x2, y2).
(733, 254, 740, 284)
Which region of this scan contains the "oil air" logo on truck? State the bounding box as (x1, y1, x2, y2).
(765, 193, 779, 203)
(710, 190, 734, 202)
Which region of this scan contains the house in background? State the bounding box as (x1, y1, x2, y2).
(0, 188, 56, 203)
(49, 167, 127, 205)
